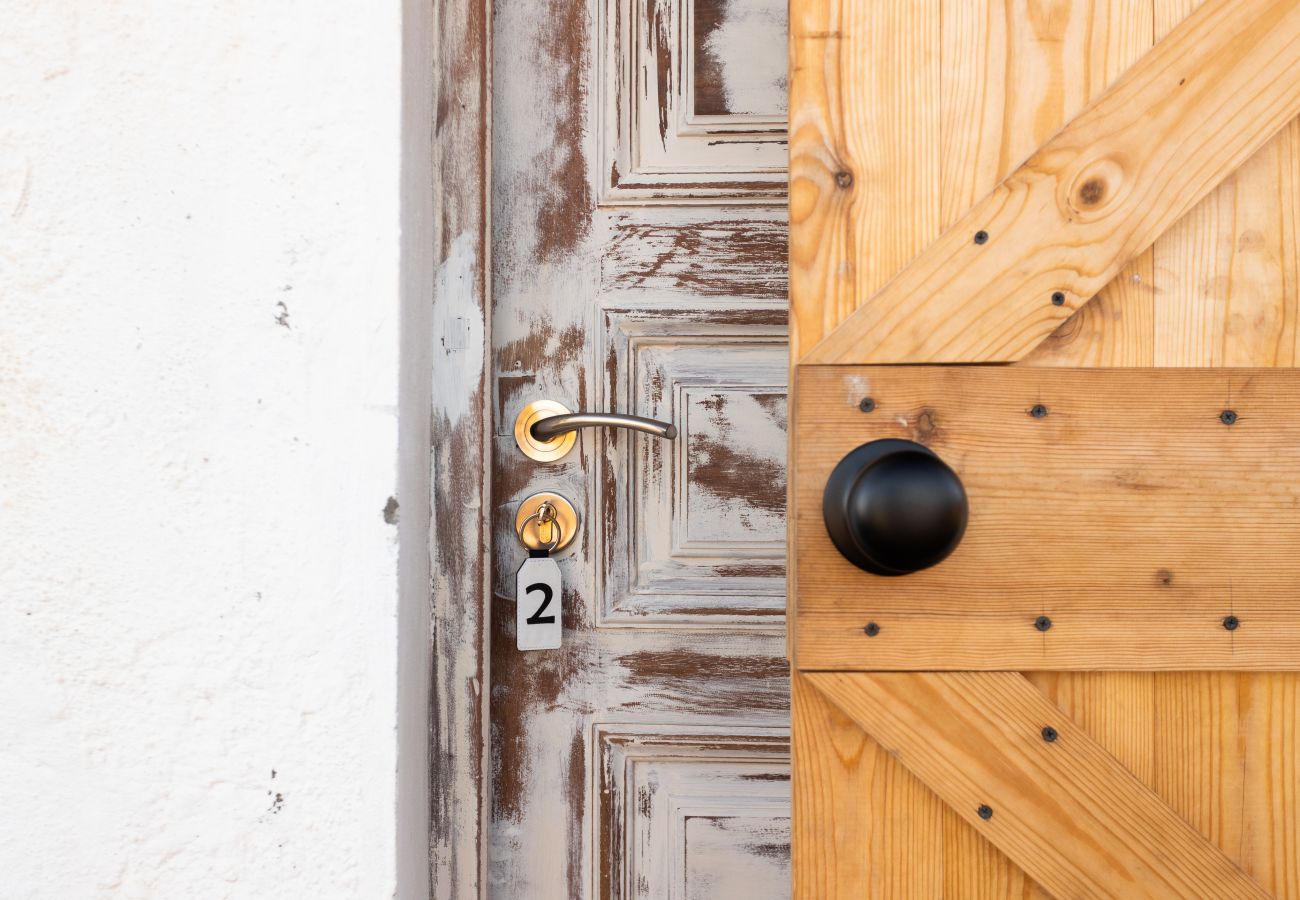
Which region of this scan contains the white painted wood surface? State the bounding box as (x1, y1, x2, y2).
(491, 0, 792, 894)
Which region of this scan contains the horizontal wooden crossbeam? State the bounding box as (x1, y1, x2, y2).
(793, 366, 1300, 671)
(807, 672, 1272, 899)
(802, 0, 1300, 366)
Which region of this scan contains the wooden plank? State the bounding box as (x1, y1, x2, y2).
(940, 0, 1157, 366)
(938, 4, 1154, 894)
(791, 671, 945, 899)
(426, 0, 491, 893)
(1143, 3, 1300, 890)
(1028, 672, 1299, 896)
(801, 0, 1300, 365)
(786, 0, 939, 664)
(1152, 0, 1300, 369)
(1153, 118, 1300, 367)
(792, 1, 1300, 897)
(787, 0, 940, 358)
(809, 672, 1272, 899)
(795, 365, 1300, 670)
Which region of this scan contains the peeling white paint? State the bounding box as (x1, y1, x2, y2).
(703, 0, 789, 116)
(433, 231, 485, 428)
(0, 2, 404, 896)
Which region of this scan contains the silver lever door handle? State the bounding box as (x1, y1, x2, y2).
(515, 400, 675, 462)
(531, 412, 677, 442)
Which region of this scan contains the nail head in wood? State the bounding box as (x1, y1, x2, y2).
(977, 804, 994, 820)
(1220, 409, 1238, 425)
(1030, 404, 1048, 418)
(1051, 291, 1066, 306)
(1034, 615, 1053, 632)
(858, 397, 876, 413)
(1041, 726, 1059, 743)
(1223, 615, 1240, 631)
(974, 230, 989, 245)
(863, 622, 880, 637)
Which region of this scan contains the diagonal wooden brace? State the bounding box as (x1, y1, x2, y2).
(802, 0, 1300, 366)
(806, 671, 1274, 899)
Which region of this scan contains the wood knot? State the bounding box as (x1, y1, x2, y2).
(1064, 156, 1128, 221)
(1077, 178, 1106, 207)
(910, 407, 941, 444)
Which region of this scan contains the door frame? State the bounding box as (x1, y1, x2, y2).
(408, 0, 493, 896)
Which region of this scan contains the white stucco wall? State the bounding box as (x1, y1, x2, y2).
(0, 3, 406, 896)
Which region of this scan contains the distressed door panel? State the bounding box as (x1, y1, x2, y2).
(599, 305, 787, 624)
(601, 0, 788, 202)
(492, 0, 790, 896)
(598, 726, 790, 900)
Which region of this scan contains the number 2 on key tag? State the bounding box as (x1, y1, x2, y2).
(516, 505, 562, 651)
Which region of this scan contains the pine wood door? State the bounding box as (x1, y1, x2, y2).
(789, 0, 1300, 896)
(488, 0, 793, 896)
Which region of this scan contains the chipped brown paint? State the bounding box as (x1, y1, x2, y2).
(693, 0, 732, 115)
(653, 0, 672, 147)
(427, 0, 491, 894)
(603, 215, 788, 299)
(618, 650, 790, 713)
(528, 0, 593, 264)
(689, 396, 786, 518)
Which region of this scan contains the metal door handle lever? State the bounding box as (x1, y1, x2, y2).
(515, 400, 676, 462)
(531, 412, 677, 441)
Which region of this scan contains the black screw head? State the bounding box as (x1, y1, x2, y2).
(1041, 726, 1059, 743)
(974, 230, 989, 245)
(977, 804, 993, 820)
(835, 170, 854, 189)
(1051, 291, 1066, 306)
(1223, 615, 1240, 631)
(1034, 615, 1053, 632)
(1220, 410, 1238, 425)
(864, 622, 881, 637)
(1030, 404, 1048, 419)
(859, 397, 876, 413)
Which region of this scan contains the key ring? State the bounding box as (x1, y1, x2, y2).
(519, 507, 563, 553)
(513, 492, 578, 552)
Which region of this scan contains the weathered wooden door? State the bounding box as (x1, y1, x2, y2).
(489, 0, 792, 896)
(789, 0, 1300, 896)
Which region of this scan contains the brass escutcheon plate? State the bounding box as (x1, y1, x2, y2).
(514, 400, 577, 462)
(514, 491, 579, 552)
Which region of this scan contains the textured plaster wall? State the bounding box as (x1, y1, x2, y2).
(0, 2, 405, 896)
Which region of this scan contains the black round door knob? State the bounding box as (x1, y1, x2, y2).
(822, 439, 968, 576)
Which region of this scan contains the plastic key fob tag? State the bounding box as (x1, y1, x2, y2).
(516, 551, 562, 650)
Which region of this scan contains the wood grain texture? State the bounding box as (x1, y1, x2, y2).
(1152, 0, 1300, 369)
(811, 672, 1272, 899)
(1027, 668, 1300, 897)
(791, 0, 1300, 895)
(795, 365, 1300, 670)
(791, 671, 944, 899)
(801, 0, 1300, 365)
(787, 0, 940, 358)
(797, 3, 1184, 896)
(427, 0, 490, 894)
(1154, 115, 1300, 367)
(786, 0, 943, 667)
(939, 0, 1156, 367)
